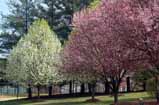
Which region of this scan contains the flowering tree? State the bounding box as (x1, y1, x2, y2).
(96, 0, 159, 103)
(62, 34, 100, 100)
(62, 0, 151, 104)
(6, 19, 61, 98)
(118, 0, 159, 102)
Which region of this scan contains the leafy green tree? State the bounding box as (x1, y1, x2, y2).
(133, 70, 159, 98)
(89, 0, 101, 9)
(147, 78, 157, 98)
(6, 19, 61, 98)
(133, 70, 152, 91)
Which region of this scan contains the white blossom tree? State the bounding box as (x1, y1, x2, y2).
(6, 19, 62, 98)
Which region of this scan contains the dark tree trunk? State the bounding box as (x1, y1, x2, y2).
(157, 92, 159, 103)
(112, 79, 119, 105)
(112, 70, 126, 104)
(143, 81, 146, 91)
(155, 77, 159, 103)
(37, 85, 40, 98)
(48, 85, 53, 97)
(80, 83, 85, 94)
(75, 83, 78, 94)
(126, 77, 131, 92)
(113, 85, 119, 105)
(69, 81, 72, 94)
(59, 85, 62, 94)
(27, 84, 32, 99)
(72, 81, 75, 94)
(88, 83, 92, 94)
(104, 82, 109, 94)
(16, 85, 19, 100)
(91, 83, 96, 101)
(114, 92, 118, 105)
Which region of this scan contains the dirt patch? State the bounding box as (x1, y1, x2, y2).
(109, 94, 125, 97)
(0, 95, 25, 101)
(0, 95, 13, 98)
(111, 100, 158, 105)
(85, 98, 100, 103)
(0, 95, 16, 101)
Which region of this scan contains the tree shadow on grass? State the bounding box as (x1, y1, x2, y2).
(0, 100, 90, 105)
(0, 99, 46, 105)
(100, 96, 153, 105)
(0, 94, 153, 105)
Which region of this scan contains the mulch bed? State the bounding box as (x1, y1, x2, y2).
(85, 98, 100, 103)
(113, 100, 158, 105)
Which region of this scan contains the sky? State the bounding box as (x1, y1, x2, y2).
(0, 0, 9, 32)
(0, 0, 9, 15)
(0, 1, 10, 57)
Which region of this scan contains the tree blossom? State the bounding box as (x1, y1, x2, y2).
(63, 0, 144, 103)
(6, 19, 62, 98)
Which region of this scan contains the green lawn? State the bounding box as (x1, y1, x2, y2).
(0, 92, 153, 105)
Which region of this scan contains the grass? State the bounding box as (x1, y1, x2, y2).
(0, 92, 153, 105)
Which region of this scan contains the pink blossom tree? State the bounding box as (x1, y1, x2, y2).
(62, 0, 145, 104)
(118, 0, 159, 102)
(62, 28, 101, 100)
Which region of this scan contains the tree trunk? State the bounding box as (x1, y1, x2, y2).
(16, 85, 19, 100)
(112, 79, 119, 105)
(114, 92, 118, 105)
(48, 85, 53, 97)
(75, 83, 77, 94)
(72, 81, 75, 94)
(69, 81, 72, 94)
(155, 77, 159, 103)
(80, 83, 85, 94)
(143, 81, 146, 91)
(91, 83, 96, 101)
(37, 85, 40, 99)
(126, 77, 131, 92)
(27, 84, 32, 99)
(88, 83, 92, 94)
(104, 82, 109, 94)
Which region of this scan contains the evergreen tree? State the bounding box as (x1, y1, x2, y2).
(1, 0, 41, 35)
(0, 0, 100, 53)
(0, 59, 7, 81)
(2, 0, 97, 39)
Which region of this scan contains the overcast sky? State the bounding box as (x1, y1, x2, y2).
(0, 0, 9, 32)
(0, 0, 9, 15)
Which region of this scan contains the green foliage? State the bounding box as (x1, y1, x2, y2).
(146, 78, 157, 98)
(89, 0, 101, 9)
(133, 70, 153, 83)
(1, 0, 97, 41)
(40, 0, 97, 40)
(0, 0, 40, 51)
(6, 19, 62, 86)
(0, 32, 20, 50)
(133, 70, 158, 98)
